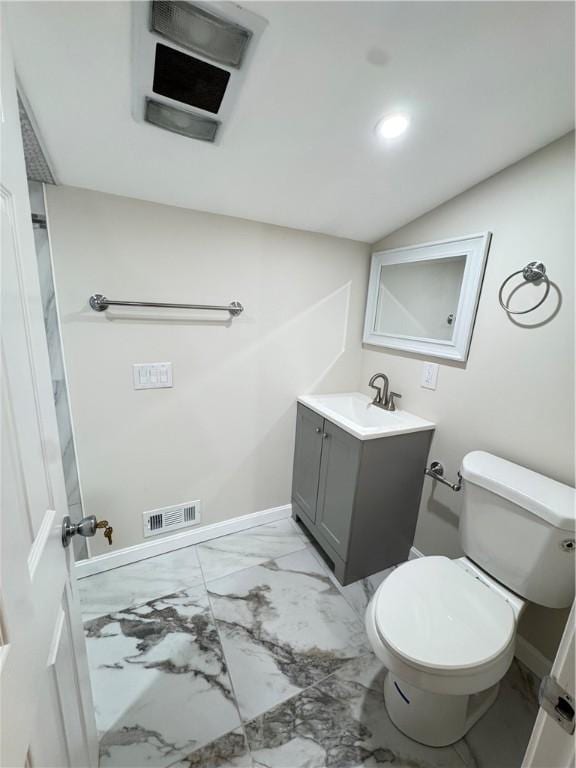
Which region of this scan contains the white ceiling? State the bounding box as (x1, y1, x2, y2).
(6, 1, 575, 243)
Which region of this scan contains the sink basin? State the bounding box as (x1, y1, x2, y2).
(297, 392, 435, 441)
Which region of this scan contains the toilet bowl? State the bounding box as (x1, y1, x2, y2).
(364, 450, 575, 747)
(366, 555, 525, 746)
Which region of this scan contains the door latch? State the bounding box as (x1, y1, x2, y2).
(539, 675, 575, 735)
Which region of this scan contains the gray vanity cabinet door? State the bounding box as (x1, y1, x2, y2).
(315, 420, 361, 560)
(292, 405, 324, 523)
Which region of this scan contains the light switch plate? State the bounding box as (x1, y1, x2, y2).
(133, 362, 173, 390)
(421, 362, 439, 390)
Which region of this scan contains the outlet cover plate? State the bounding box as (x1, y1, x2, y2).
(421, 362, 439, 390)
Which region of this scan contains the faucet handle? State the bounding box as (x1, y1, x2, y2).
(386, 392, 402, 411)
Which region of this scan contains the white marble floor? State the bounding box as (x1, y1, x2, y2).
(79, 518, 539, 768)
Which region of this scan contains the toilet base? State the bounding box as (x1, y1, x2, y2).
(384, 673, 500, 747)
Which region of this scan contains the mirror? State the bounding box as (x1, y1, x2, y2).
(364, 233, 491, 361)
(374, 256, 466, 341)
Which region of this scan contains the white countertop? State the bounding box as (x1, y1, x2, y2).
(298, 392, 435, 441)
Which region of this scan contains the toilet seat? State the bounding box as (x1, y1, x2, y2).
(366, 556, 518, 695)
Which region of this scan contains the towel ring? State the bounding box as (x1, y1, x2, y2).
(498, 261, 550, 315)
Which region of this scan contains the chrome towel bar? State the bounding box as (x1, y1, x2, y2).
(425, 461, 462, 492)
(89, 293, 244, 316)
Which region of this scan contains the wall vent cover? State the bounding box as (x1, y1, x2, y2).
(143, 500, 201, 537)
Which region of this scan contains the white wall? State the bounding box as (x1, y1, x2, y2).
(363, 133, 575, 659)
(46, 186, 369, 556)
(48, 134, 573, 659)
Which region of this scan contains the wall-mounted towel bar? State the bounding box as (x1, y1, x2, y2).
(89, 293, 244, 316)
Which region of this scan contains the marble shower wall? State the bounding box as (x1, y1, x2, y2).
(29, 181, 87, 560)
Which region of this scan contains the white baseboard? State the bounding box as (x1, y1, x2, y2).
(407, 545, 552, 679)
(515, 636, 552, 679)
(75, 504, 293, 579)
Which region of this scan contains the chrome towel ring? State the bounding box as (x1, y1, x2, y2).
(498, 261, 550, 315)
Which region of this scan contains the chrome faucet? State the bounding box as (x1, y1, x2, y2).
(368, 373, 402, 411)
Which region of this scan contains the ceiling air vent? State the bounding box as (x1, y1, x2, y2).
(132, 1, 267, 144)
(153, 43, 230, 114)
(143, 500, 201, 538)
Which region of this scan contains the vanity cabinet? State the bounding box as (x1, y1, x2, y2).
(292, 403, 432, 586)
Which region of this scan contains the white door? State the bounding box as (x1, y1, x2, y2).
(0, 27, 98, 768)
(522, 601, 575, 768)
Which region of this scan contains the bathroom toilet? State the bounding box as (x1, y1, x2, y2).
(366, 450, 575, 747)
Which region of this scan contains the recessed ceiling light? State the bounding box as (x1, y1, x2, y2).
(376, 113, 410, 140)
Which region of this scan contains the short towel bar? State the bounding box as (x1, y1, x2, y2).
(425, 461, 462, 492)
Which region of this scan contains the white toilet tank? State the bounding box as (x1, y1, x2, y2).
(459, 451, 575, 609)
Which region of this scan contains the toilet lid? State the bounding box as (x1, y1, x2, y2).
(373, 556, 516, 672)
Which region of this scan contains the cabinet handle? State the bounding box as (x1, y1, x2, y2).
(322, 432, 329, 439)
(315, 427, 322, 434)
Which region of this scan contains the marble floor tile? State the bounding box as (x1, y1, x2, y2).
(85, 584, 240, 767)
(79, 545, 203, 621)
(338, 567, 396, 617)
(82, 520, 540, 768)
(197, 519, 309, 583)
(453, 659, 539, 768)
(208, 547, 371, 722)
(303, 535, 398, 618)
(167, 729, 253, 768)
(245, 653, 466, 768)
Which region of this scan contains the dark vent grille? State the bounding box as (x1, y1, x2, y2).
(153, 43, 230, 114)
(149, 513, 164, 531)
(183, 506, 196, 522)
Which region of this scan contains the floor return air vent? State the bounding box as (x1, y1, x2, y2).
(143, 501, 201, 537)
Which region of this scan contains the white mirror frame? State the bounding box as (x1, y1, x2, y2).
(363, 232, 491, 362)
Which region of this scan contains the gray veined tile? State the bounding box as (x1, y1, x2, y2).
(167, 728, 252, 768)
(85, 584, 241, 768)
(246, 653, 467, 768)
(317, 654, 467, 766)
(207, 547, 370, 722)
(339, 568, 394, 616)
(303, 541, 397, 618)
(78, 545, 204, 621)
(336, 566, 396, 618)
(197, 518, 309, 583)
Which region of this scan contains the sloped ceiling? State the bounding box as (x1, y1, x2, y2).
(6, 1, 574, 242)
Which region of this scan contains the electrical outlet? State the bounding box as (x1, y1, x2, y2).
(421, 362, 439, 390)
(133, 362, 173, 390)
